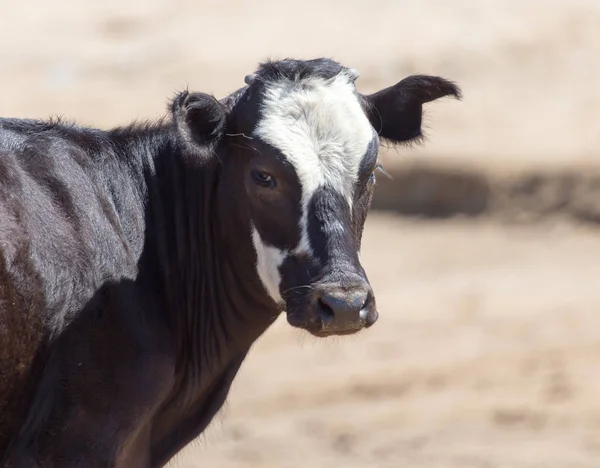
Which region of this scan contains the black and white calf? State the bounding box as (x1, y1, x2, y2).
(0, 58, 460, 467)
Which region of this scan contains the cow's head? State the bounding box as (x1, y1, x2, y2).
(173, 58, 460, 337)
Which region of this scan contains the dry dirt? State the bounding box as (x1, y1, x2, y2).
(168, 215, 600, 468)
(2, 1, 600, 467)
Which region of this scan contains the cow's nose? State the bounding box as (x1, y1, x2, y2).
(316, 286, 374, 331)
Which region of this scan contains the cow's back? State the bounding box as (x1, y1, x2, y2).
(0, 118, 145, 451)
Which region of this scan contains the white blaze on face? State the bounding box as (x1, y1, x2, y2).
(250, 70, 374, 302)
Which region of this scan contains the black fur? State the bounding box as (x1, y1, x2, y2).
(253, 57, 345, 83)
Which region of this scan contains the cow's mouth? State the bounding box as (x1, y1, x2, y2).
(308, 328, 364, 338)
(285, 306, 378, 337)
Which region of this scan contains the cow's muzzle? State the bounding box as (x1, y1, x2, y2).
(286, 281, 378, 337)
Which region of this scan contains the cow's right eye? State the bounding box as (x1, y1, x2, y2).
(251, 170, 276, 188)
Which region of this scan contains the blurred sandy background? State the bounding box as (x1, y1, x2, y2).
(2, 1, 600, 467)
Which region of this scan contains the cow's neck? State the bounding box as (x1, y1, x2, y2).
(138, 128, 278, 439)
(99, 124, 279, 465)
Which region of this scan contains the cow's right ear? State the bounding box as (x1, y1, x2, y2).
(172, 91, 227, 149)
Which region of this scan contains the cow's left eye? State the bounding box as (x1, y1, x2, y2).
(369, 171, 376, 184)
(251, 170, 276, 188)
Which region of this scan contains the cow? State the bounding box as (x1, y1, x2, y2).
(0, 57, 460, 467)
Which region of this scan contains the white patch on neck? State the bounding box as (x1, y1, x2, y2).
(254, 71, 374, 257)
(251, 225, 286, 304)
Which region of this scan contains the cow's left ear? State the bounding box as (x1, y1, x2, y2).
(361, 75, 461, 144)
(172, 91, 227, 149)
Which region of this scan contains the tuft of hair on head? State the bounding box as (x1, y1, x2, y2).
(171, 90, 227, 152)
(251, 57, 347, 85)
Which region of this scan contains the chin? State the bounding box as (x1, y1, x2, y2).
(285, 309, 377, 338)
(306, 328, 364, 338)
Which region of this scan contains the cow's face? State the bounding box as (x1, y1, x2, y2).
(174, 59, 460, 337)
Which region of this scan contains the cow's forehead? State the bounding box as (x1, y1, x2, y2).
(253, 72, 375, 207)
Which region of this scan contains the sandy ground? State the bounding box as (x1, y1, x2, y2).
(164, 215, 600, 468)
(2, 1, 600, 467)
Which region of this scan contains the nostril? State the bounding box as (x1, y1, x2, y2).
(317, 297, 336, 322)
(317, 290, 369, 322)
